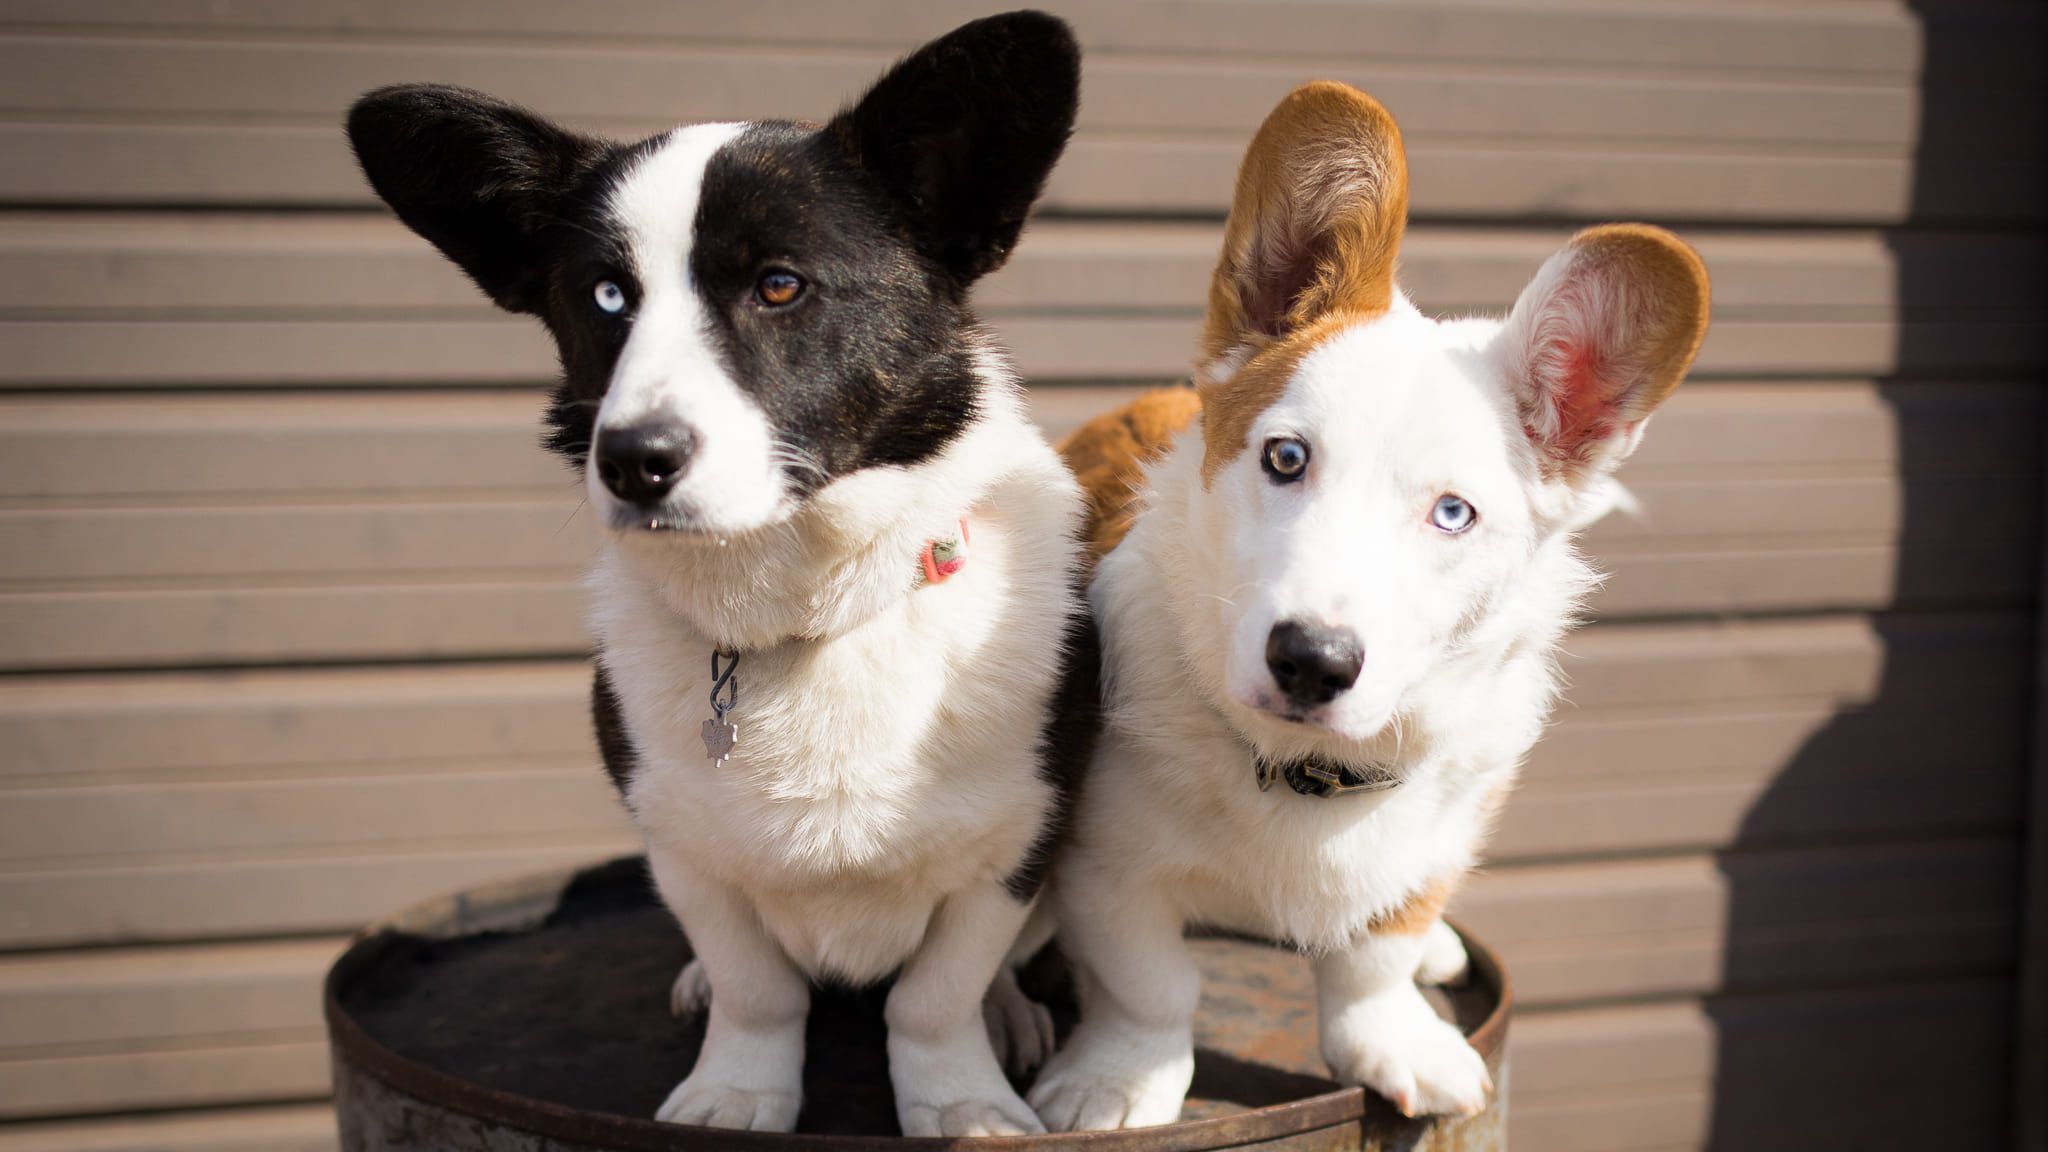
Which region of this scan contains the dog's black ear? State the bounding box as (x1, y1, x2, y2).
(828, 11, 1080, 285)
(347, 84, 608, 314)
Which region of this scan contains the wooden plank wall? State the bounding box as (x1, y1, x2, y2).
(0, 3, 2043, 1149)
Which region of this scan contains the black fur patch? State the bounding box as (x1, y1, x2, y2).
(530, 135, 669, 466)
(685, 121, 984, 486)
(828, 9, 1080, 285)
(346, 84, 614, 315)
(590, 663, 637, 797)
(1003, 598, 1102, 902)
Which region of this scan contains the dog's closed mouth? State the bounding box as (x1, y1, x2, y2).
(606, 507, 731, 540)
(1245, 690, 1344, 733)
(621, 514, 696, 534)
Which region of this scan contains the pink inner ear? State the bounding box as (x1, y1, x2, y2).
(1551, 341, 1619, 455)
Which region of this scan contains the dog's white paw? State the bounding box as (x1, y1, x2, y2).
(668, 959, 711, 1017)
(1026, 1024, 1193, 1131)
(899, 1097, 1044, 1138)
(1416, 920, 1471, 987)
(892, 1036, 1045, 1137)
(655, 1074, 801, 1131)
(982, 967, 1056, 1075)
(1324, 986, 1491, 1118)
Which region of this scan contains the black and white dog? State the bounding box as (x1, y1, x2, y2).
(347, 12, 1089, 1136)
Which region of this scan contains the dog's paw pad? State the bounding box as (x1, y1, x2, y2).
(1326, 993, 1491, 1118)
(668, 959, 710, 1018)
(655, 1079, 800, 1131)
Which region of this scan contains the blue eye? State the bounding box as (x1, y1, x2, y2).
(1431, 494, 1476, 534)
(593, 280, 628, 315)
(1262, 436, 1310, 483)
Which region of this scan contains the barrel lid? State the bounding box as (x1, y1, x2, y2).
(326, 856, 1510, 1149)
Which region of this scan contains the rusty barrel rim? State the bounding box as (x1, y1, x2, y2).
(324, 857, 1512, 1150)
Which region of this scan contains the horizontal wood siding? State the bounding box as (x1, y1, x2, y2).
(0, 2, 2041, 1149)
(3, 219, 2043, 387)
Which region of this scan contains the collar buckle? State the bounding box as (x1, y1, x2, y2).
(1300, 760, 1401, 797)
(1254, 753, 1401, 799)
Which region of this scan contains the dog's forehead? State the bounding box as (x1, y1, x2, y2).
(1281, 314, 1513, 471)
(1288, 313, 1461, 416)
(602, 121, 750, 279)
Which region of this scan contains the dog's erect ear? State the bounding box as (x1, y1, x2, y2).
(1201, 81, 1409, 362)
(1500, 225, 1710, 482)
(828, 10, 1079, 286)
(347, 84, 609, 314)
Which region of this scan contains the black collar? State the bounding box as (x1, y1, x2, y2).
(1253, 752, 1401, 798)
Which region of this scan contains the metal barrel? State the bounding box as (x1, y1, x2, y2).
(326, 857, 1510, 1151)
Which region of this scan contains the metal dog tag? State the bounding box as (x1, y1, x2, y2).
(701, 717, 738, 766)
(703, 647, 742, 767)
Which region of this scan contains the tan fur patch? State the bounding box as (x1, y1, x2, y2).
(1057, 387, 1205, 563)
(1370, 878, 1453, 937)
(1565, 224, 1711, 419)
(1196, 81, 1410, 485)
(1198, 310, 1350, 485)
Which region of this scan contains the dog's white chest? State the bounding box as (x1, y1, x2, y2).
(1182, 765, 1487, 949)
(598, 549, 1062, 904)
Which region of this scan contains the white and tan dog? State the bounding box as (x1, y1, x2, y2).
(1031, 82, 1710, 1128)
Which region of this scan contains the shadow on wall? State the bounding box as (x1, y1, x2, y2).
(1706, 4, 2048, 1149)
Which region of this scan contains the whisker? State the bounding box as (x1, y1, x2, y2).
(768, 438, 832, 487)
(556, 498, 588, 537)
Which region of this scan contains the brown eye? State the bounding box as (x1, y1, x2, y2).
(1262, 436, 1310, 483)
(755, 270, 805, 307)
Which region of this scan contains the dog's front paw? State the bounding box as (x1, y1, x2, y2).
(1324, 986, 1491, 1118)
(668, 959, 711, 1017)
(1416, 920, 1471, 987)
(899, 1096, 1044, 1138)
(1026, 1023, 1193, 1131)
(892, 1032, 1045, 1137)
(982, 967, 1056, 1075)
(655, 1073, 800, 1132)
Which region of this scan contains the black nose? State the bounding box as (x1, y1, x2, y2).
(1265, 619, 1364, 706)
(594, 422, 695, 506)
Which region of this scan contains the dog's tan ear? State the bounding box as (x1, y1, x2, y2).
(1200, 81, 1409, 364)
(1501, 224, 1710, 481)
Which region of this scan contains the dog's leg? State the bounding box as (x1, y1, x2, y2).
(982, 898, 1057, 1075)
(1316, 930, 1492, 1118)
(885, 881, 1045, 1136)
(1026, 867, 1198, 1130)
(1415, 917, 1471, 986)
(647, 846, 808, 1132)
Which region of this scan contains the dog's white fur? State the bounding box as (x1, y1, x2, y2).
(588, 130, 1083, 1136)
(593, 123, 792, 536)
(1031, 303, 1562, 1126)
(1030, 89, 1704, 1127)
